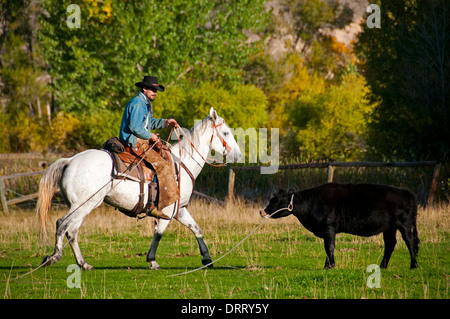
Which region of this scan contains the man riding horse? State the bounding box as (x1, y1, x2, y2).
(119, 75, 179, 220)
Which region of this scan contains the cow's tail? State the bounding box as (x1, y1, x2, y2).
(411, 195, 420, 256)
(36, 158, 72, 241)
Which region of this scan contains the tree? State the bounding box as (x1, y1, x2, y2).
(271, 0, 355, 76)
(270, 58, 377, 161)
(0, 0, 52, 152)
(38, 0, 269, 147)
(356, 0, 450, 161)
(155, 81, 268, 130)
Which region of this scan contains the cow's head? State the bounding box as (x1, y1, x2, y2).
(260, 189, 294, 219)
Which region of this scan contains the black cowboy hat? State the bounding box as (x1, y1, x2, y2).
(135, 76, 165, 92)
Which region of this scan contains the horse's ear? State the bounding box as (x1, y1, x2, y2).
(209, 107, 218, 122)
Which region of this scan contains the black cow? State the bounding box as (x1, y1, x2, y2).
(260, 183, 420, 269)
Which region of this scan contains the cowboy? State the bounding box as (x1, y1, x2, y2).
(119, 76, 180, 219)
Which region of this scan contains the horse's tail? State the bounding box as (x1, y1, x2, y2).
(36, 158, 72, 240)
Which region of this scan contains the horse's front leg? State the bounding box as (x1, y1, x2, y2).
(176, 207, 213, 267)
(147, 217, 171, 270)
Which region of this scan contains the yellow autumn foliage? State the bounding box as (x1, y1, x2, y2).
(270, 59, 378, 161)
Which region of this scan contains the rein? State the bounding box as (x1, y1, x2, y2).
(165, 119, 229, 220)
(167, 194, 295, 277)
(168, 119, 229, 169)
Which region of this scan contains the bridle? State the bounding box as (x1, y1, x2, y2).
(165, 117, 232, 219)
(210, 121, 232, 155)
(169, 117, 231, 169)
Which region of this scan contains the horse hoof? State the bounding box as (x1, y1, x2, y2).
(40, 255, 52, 267)
(202, 259, 213, 268)
(149, 260, 160, 270)
(81, 263, 94, 271)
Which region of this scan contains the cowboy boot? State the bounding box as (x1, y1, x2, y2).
(148, 209, 171, 220)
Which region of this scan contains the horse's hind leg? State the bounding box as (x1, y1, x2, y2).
(66, 220, 93, 270)
(41, 217, 66, 267)
(41, 205, 96, 270)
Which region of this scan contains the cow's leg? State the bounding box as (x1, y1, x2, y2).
(398, 225, 418, 269)
(323, 231, 336, 269)
(412, 219, 420, 257)
(380, 228, 397, 269)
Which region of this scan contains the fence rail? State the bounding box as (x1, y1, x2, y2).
(227, 161, 441, 207)
(0, 153, 59, 160)
(0, 171, 46, 214)
(0, 171, 224, 213)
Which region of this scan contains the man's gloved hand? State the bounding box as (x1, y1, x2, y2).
(149, 133, 160, 143)
(165, 119, 179, 128)
(149, 133, 163, 152)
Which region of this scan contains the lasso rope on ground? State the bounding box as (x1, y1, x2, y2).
(167, 194, 294, 278)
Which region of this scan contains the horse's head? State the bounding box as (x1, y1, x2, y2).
(209, 107, 243, 163)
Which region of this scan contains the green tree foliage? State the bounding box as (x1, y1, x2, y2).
(151, 82, 269, 164)
(1, 0, 402, 167)
(356, 0, 450, 161)
(155, 82, 268, 130)
(37, 0, 269, 147)
(0, 0, 52, 152)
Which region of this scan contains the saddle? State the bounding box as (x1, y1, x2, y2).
(102, 137, 170, 219)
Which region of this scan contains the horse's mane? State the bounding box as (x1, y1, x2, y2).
(172, 115, 213, 159)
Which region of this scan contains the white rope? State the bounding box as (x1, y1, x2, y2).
(167, 194, 294, 277)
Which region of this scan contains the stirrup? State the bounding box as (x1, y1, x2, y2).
(149, 209, 171, 220)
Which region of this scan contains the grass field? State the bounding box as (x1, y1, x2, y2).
(1, 199, 449, 299)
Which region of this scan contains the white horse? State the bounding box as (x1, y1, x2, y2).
(37, 108, 243, 270)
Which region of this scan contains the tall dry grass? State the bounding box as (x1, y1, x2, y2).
(1, 198, 448, 254)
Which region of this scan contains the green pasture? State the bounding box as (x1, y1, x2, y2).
(1, 200, 449, 299)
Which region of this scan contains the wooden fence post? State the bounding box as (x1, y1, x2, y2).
(227, 168, 236, 203)
(427, 163, 441, 207)
(0, 180, 9, 214)
(327, 165, 334, 183)
(0, 170, 45, 212)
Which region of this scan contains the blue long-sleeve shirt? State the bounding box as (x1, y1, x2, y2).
(119, 92, 167, 147)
